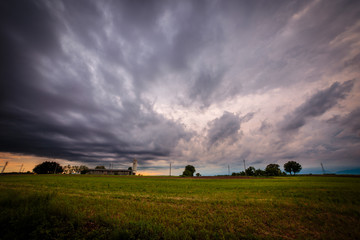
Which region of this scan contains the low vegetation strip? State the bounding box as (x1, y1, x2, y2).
(0, 175, 359, 239)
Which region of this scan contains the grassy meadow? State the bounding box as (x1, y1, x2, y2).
(0, 175, 359, 239)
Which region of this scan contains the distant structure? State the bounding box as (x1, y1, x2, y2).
(132, 158, 137, 175)
(87, 169, 132, 175)
(87, 159, 138, 175)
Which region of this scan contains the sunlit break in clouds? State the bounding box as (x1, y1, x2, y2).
(1, 0, 360, 175)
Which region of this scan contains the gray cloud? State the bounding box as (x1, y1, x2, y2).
(188, 68, 228, 108)
(328, 108, 360, 138)
(281, 80, 355, 132)
(258, 120, 272, 133)
(207, 112, 240, 147)
(207, 111, 254, 147)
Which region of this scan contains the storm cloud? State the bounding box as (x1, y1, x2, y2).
(1, 0, 360, 173)
(0, 0, 192, 165)
(281, 80, 355, 132)
(207, 112, 239, 147)
(327, 108, 360, 138)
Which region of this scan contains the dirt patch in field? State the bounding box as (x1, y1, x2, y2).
(134, 176, 269, 180)
(195, 176, 269, 179)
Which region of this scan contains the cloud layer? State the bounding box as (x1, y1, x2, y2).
(281, 80, 355, 132)
(1, 0, 360, 173)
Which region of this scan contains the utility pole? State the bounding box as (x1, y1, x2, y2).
(19, 164, 23, 173)
(243, 159, 246, 176)
(321, 163, 325, 175)
(1, 161, 8, 174)
(170, 162, 172, 176)
(228, 165, 230, 176)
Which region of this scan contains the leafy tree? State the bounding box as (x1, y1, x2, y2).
(182, 169, 192, 176)
(95, 166, 105, 169)
(33, 161, 63, 174)
(80, 165, 89, 174)
(185, 165, 195, 174)
(182, 165, 196, 176)
(72, 165, 80, 173)
(63, 165, 89, 174)
(63, 164, 71, 174)
(231, 171, 246, 176)
(196, 173, 201, 177)
(245, 166, 256, 176)
(254, 168, 266, 176)
(284, 161, 302, 175)
(265, 164, 281, 176)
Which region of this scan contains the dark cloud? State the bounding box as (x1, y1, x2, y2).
(281, 80, 355, 132)
(207, 112, 241, 147)
(0, 0, 192, 165)
(0, 96, 191, 163)
(207, 111, 254, 147)
(188, 68, 229, 108)
(327, 108, 360, 138)
(0, 0, 62, 105)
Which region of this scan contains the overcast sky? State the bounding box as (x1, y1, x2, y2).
(1, 0, 360, 175)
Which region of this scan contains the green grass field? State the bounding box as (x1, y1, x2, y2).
(0, 175, 359, 239)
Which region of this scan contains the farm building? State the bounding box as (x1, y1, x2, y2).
(87, 169, 132, 175)
(87, 159, 137, 175)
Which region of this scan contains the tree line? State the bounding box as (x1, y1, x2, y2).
(33, 161, 302, 176)
(180, 161, 301, 177)
(232, 161, 302, 176)
(33, 161, 90, 174)
(33, 162, 123, 174)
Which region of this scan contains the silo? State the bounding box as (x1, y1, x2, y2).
(132, 158, 137, 175)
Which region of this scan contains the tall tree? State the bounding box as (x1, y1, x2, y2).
(182, 165, 196, 176)
(265, 164, 281, 176)
(33, 161, 63, 174)
(79, 165, 89, 174)
(245, 166, 256, 176)
(284, 161, 302, 175)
